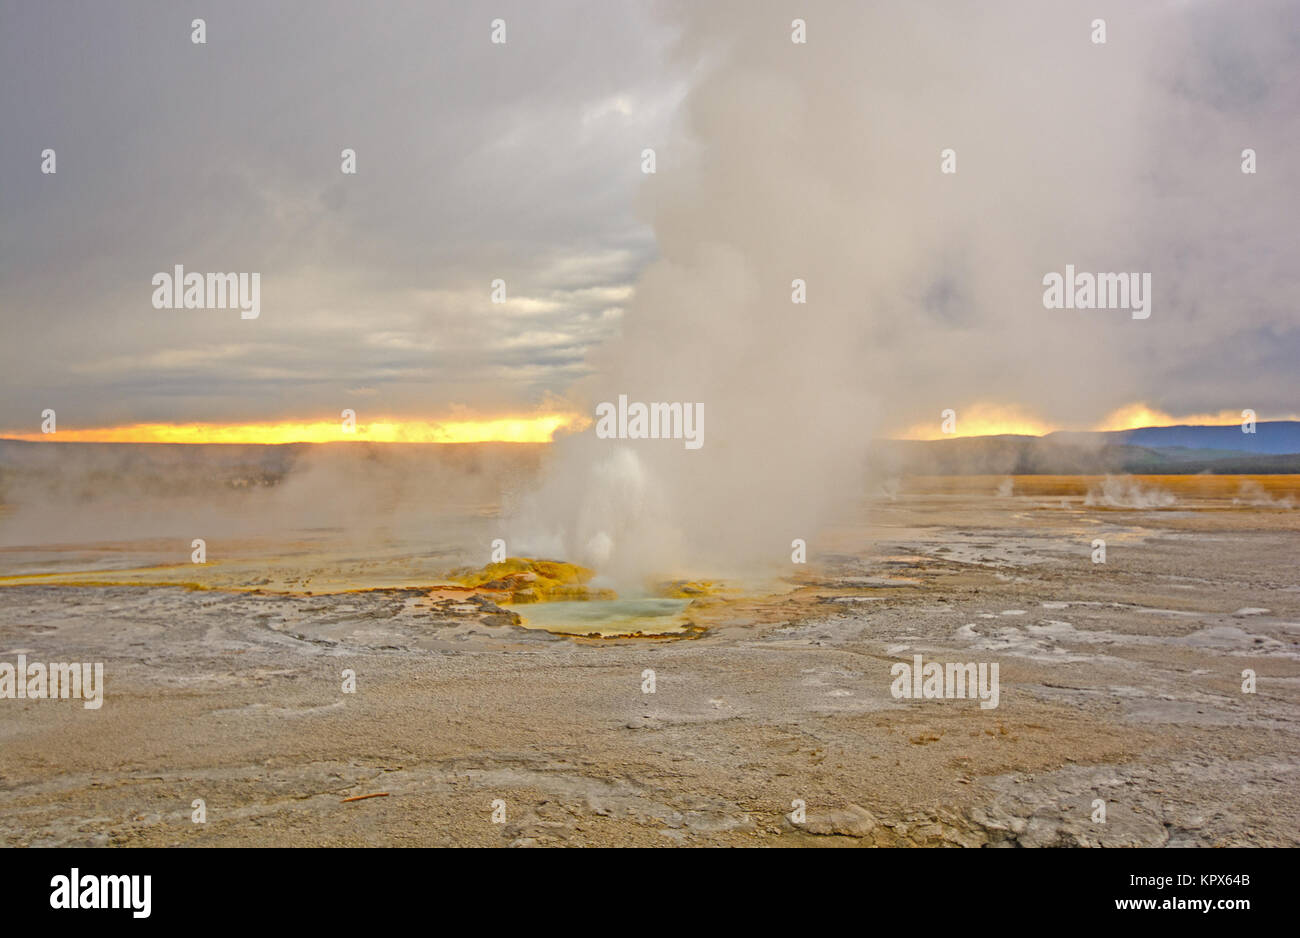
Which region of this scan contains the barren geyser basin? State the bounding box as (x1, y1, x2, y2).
(0, 439, 1297, 847)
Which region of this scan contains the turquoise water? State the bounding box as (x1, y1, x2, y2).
(518, 598, 691, 636)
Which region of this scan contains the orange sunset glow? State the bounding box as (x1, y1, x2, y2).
(894, 403, 1057, 441)
(6, 403, 1296, 446)
(2, 413, 590, 445)
(894, 402, 1300, 441)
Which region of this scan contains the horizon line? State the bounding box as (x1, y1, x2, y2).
(3, 417, 1296, 447)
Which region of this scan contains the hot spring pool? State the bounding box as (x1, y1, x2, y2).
(517, 598, 693, 637)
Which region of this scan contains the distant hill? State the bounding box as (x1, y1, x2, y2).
(1048, 421, 1300, 455)
(872, 422, 1300, 475)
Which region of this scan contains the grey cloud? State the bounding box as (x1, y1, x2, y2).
(0, 0, 678, 427)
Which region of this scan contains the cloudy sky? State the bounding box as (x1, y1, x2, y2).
(1, 0, 1297, 440)
(0, 0, 683, 433)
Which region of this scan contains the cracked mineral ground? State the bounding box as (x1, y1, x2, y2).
(1, 475, 1297, 847)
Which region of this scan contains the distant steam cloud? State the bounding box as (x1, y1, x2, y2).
(1085, 476, 1177, 509)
